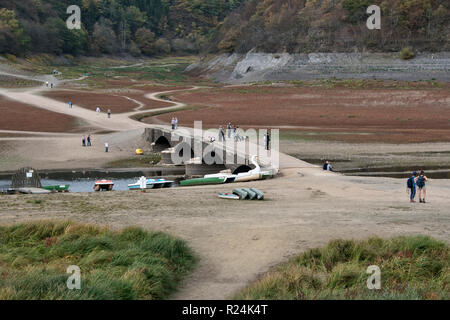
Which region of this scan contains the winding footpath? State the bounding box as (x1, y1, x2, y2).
(0, 71, 311, 169)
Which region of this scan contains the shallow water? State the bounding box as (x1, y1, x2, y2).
(0, 178, 136, 193)
(0, 177, 182, 193)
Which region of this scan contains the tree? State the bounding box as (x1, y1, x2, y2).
(0, 8, 26, 54)
(135, 27, 155, 55)
(91, 18, 119, 54)
(125, 6, 146, 34)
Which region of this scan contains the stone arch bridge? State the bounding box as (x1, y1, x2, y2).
(143, 127, 255, 177)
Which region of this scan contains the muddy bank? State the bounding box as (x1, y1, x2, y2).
(282, 140, 450, 178)
(187, 52, 450, 83)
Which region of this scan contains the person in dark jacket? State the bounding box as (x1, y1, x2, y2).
(407, 171, 418, 203)
(416, 170, 429, 203)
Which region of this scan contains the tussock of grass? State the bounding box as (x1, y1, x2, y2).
(234, 236, 449, 300)
(0, 221, 196, 300)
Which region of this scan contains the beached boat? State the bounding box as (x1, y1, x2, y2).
(94, 180, 114, 191)
(180, 176, 227, 186)
(42, 185, 70, 192)
(218, 193, 240, 200)
(17, 187, 51, 195)
(128, 178, 174, 190)
(203, 172, 236, 183)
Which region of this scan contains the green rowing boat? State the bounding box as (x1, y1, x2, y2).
(180, 177, 226, 186)
(42, 185, 70, 192)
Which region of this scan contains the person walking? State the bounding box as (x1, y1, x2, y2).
(82, 135, 86, 147)
(264, 132, 271, 150)
(50, 83, 53, 88)
(87, 135, 92, 147)
(407, 171, 418, 203)
(416, 170, 429, 203)
(175, 117, 179, 129)
(235, 126, 241, 142)
(171, 117, 175, 130)
(227, 122, 232, 139)
(105, 142, 109, 153)
(107, 109, 111, 119)
(96, 106, 101, 114)
(219, 126, 225, 142)
(68, 101, 72, 109)
(46, 81, 49, 88)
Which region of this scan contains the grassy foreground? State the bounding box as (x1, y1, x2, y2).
(0, 221, 196, 300)
(235, 236, 449, 300)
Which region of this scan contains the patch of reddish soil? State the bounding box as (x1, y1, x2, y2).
(125, 85, 191, 110)
(146, 85, 450, 143)
(44, 86, 191, 112)
(0, 96, 79, 132)
(43, 90, 139, 113)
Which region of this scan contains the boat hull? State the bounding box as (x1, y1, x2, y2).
(180, 177, 226, 186)
(128, 179, 174, 190)
(234, 173, 261, 182)
(42, 185, 70, 192)
(218, 193, 240, 200)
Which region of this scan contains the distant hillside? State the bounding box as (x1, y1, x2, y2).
(0, 0, 245, 56)
(210, 0, 450, 53)
(1, 0, 449, 57)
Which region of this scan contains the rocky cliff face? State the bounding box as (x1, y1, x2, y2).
(186, 51, 450, 83)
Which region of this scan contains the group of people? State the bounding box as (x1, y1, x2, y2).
(81, 135, 109, 152)
(322, 160, 333, 171)
(82, 135, 92, 147)
(95, 106, 112, 118)
(68, 103, 111, 118)
(45, 81, 54, 88)
(407, 171, 429, 203)
(218, 123, 244, 143)
(216, 123, 271, 150)
(171, 117, 179, 130)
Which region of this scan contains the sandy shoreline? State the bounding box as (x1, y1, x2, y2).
(0, 167, 448, 299)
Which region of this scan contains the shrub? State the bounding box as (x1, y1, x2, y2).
(400, 47, 415, 60)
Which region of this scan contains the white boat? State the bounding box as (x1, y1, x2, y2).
(205, 156, 273, 183)
(128, 178, 174, 190)
(233, 155, 264, 182)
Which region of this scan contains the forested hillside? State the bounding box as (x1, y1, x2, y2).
(0, 0, 449, 57)
(0, 0, 244, 56)
(213, 0, 450, 53)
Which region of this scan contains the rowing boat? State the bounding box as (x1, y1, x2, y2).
(218, 193, 240, 200)
(42, 185, 70, 192)
(94, 180, 114, 191)
(180, 176, 227, 186)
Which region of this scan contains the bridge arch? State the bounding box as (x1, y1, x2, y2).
(153, 135, 171, 152)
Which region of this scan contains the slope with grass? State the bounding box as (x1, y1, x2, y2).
(0, 221, 196, 300)
(234, 236, 449, 300)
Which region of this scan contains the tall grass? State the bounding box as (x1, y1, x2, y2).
(235, 236, 449, 300)
(0, 221, 196, 300)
